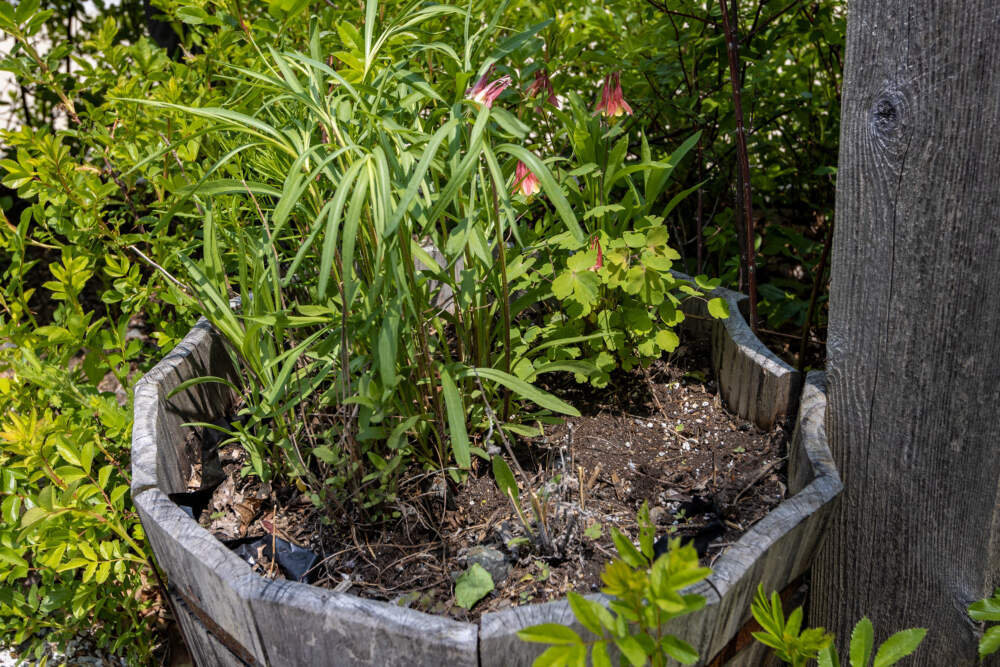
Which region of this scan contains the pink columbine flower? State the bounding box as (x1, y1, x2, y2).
(589, 236, 604, 271)
(513, 160, 540, 197)
(467, 66, 512, 108)
(594, 71, 633, 118)
(526, 69, 559, 110)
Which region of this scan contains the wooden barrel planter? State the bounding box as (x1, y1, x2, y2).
(131, 285, 841, 666)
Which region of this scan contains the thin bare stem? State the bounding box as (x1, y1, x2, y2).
(718, 0, 759, 331)
(797, 219, 833, 371)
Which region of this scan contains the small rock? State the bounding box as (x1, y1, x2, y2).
(465, 546, 510, 584)
(649, 506, 668, 525)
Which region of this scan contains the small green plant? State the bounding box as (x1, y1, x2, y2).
(517, 504, 710, 666)
(750, 585, 833, 665)
(969, 588, 1000, 660)
(750, 584, 927, 667)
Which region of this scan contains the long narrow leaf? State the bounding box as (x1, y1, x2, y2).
(440, 368, 470, 469)
(461, 367, 579, 416)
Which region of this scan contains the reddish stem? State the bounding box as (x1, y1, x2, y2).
(718, 0, 759, 331)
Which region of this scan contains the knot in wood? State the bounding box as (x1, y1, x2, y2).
(870, 89, 907, 144)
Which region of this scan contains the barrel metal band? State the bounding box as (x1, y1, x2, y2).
(170, 583, 262, 667)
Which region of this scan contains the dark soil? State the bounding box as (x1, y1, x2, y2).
(181, 341, 788, 621)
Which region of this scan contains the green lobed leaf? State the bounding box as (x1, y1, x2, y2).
(454, 563, 493, 610)
(707, 297, 730, 319)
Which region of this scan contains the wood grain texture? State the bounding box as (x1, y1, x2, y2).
(250, 578, 478, 666)
(172, 593, 249, 667)
(814, 3, 1000, 663)
(676, 273, 803, 430)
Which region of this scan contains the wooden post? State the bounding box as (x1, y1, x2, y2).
(812, 2, 1000, 663)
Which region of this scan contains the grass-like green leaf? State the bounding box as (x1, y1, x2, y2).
(461, 367, 579, 416)
(440, 368, 470, 469)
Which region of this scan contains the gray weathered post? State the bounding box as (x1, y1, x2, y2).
(812, 2, 1000, 663)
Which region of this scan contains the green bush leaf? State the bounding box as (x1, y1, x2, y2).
(567, 592, 603, 636)
(969, 590, 1000, 621)
(517, 623, 582, 645)
(611, 527, 644, 568)
(454, 563, 493, 610)
(660, 635, 699, 664)
(980, 626, 1000, 660)
(614, 634, 647, 667)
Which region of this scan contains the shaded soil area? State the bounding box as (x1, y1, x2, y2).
(180, 341, 788, 621)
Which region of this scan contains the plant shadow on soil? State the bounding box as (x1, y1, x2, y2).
(178, 339, 788, 621)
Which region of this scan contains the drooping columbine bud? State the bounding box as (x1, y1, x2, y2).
(512, 160, 540, 197)
(467, 66, 512, 109)
(594, 71, 633, 118)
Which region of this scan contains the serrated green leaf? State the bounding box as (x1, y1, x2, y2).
(872, 628, 926, 667)
(819, 644, 840, 667)
(849, 617, 874, 667)
(969, 591, 1000, 621)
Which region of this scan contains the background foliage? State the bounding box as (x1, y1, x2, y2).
(0, 0, 843, 661)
